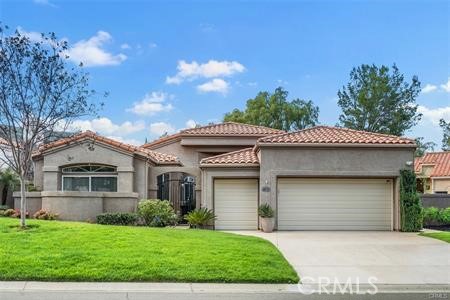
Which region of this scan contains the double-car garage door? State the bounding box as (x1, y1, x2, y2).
(214, 178, 393, 231)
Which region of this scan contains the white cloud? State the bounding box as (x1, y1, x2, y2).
(166, 60, 245, 84)
(127, 92, 174, 116)
(418, 105, 450, 125)
(421, 84, 438, 94)
(120, 43, 131, 50)
(71, 117, 145, 136)
(106, 136, 142, 146)
(185, 119, 197, 128)
(67, 31, 127, 67)
(440, 78, 450, 93)
(149, 42, 157, 48)
(149, 122, 176, 136)
(197, 78, 229, 94)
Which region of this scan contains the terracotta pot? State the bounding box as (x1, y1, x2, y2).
(260, 217, 275, 233)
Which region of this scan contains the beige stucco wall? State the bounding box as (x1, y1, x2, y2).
(258, 146, 415, 230)
(433, 178, 450, 193)
(33, 159, 44, 190)
(14, 191, 139, 221)
(13, 192, 42, 215)
(148, 139, 258, 208)
(40, 141, 135, 192)
(201, 167, 260, 210)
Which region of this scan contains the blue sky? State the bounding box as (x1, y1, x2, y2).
(1, 0, 449, 147)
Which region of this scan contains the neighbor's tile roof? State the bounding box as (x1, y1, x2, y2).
(415, 152, 450, 177)
(34, 131, 180, 165)
(258, 126, 416, 146)
(142, 122, 284, 148)
(200, 148, 259, 166)
(181, 122, 284, 136)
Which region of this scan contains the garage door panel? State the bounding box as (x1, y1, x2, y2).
(214, 179, 258, 230)
(278, 178, 392, 231)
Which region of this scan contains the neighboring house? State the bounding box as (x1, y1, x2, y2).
(415, 152, 450, 194)
(15, 122, 416, 231)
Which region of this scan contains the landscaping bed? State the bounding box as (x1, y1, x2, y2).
(0, 218, 298, 283)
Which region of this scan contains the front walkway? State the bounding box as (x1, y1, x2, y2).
(231, 231, 450, 285)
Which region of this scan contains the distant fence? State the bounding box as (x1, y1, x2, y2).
(421, 194, 450, 209)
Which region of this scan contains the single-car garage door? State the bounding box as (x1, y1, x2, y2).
(214, 179, 258, 230)
(278, 178, 392, 230)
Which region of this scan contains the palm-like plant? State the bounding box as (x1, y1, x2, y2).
(185, 208, 216, 229)
(0, 169, 19, 206)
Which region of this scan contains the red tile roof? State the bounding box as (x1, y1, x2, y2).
(142, 122, 284, 148)
(258, 126, 416, 146)
(415, 152, 450, 177)
(34, 131, 180, 165)
(200, 148, 259, 166)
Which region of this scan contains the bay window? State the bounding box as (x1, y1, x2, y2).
(62, 164, 118, 192)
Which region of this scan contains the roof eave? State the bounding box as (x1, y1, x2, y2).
(200, 163, 260, 168)
(256, 142, 417, 149)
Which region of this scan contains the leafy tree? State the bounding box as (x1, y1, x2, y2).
(224, 87, 319, 131)
(337, 64, 422, 136)
(440, 119, 450, 151)
(0, 25, 99, 227)
(414, 137, 436, 157)
(0, 168, 19, 206)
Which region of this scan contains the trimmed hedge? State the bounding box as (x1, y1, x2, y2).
(400, 169, 423, 232)
(96, 212, 139, 226)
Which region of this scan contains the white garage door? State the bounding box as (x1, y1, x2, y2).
(278, 178, 392, 230)
(214, 179, 258, 230)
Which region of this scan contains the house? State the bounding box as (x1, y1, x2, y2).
(15, 122, 416, 231)
(415, 152, 450, 194)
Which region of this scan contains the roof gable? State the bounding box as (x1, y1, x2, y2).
(34, 131, 180, 165)
(415, 152, 450, 177)
(258, 126, 415, 147)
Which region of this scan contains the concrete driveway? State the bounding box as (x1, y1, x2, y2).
(232, 231, 450, 285)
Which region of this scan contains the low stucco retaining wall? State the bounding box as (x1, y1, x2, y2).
(13, 191, 139, 221)
(13, 192, 43, 216)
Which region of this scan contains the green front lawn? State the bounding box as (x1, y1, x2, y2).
(419, 231, 450, 243)
(0, 218, 298, 283)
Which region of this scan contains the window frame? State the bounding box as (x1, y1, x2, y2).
(61, 164, 118, 192)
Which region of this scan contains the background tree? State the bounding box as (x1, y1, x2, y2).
(414, 137, 436, 157)
(337, 64, 422, 136)
(224, 87, 319, 131)
(440, 118, 450, 151)
(0, 26, 98, 227)
(0, 168, 19, 206)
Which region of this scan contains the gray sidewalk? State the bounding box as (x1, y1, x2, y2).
(0, 281, 448, 300)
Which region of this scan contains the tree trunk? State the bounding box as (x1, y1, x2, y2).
(20, 177, 26, 228)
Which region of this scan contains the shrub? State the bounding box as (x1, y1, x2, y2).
(138, 199, 177, 227)
(8, 209, 29, 218)
(0, 205, 9, 211)
(3, 208, 16, 217)
(423, 207, 450, 227)
(33, 209, 58, 220)
(258, 203, 274, 218)
(96, 212, 138, 226)
(185, 208, 216, 229)
(400, 169, 423, 232)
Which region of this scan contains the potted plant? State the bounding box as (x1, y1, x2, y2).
(258, 203, 275, 233)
